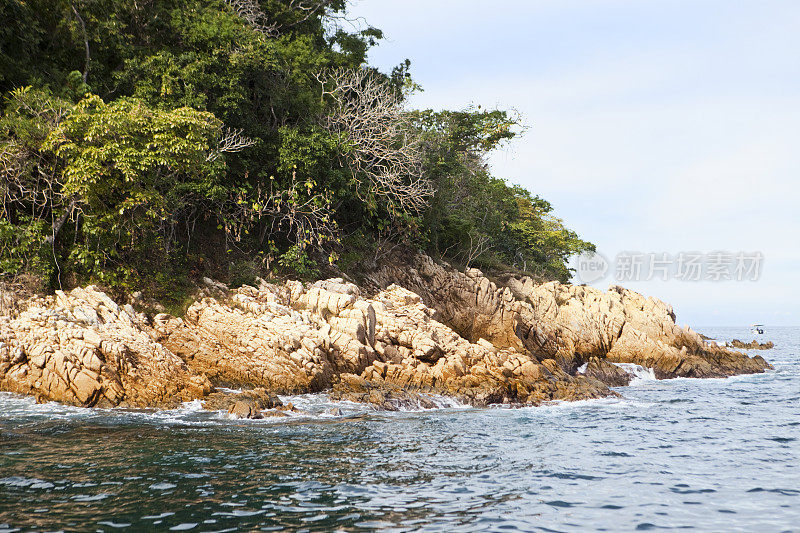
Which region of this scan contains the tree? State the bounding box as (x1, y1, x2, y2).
(0, 86, 72, 287)
(411, 107, 593, 281)
(0, 0, 594, 293)
(318, 67, 433, 214)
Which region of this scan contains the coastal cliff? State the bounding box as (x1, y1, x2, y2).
(0, 253, 771, 415)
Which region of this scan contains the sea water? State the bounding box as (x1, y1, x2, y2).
(1, 327, 797, 532)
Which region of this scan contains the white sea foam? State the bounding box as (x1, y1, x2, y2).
(0, 391, 213, 427)
(519, 395, 656, 414)
(281, 392, 471, 415)
(612, 362, 657, 385)
(149, 482, 177, 491)
(0, 477, 55, 490)
(425, 394, 472, 409)
(668, 370, 772, 384)
(389, 394, 473, 412)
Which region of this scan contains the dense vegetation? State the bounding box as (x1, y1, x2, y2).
(0, 0, 593, 303)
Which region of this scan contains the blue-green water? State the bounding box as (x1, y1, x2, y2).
(1, 327, 798, 532)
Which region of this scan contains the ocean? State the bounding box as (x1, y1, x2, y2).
(1, 326, 797, 532)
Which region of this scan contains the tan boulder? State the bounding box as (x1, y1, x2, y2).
(0, 286, 211, 408)
(0, 250, 772, 412)
(370, 251, 771, 380)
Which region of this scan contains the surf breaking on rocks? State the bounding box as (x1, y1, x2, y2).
(0, 252, 771, 418)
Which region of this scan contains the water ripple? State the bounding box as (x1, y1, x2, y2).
(0, 326, 798, 531)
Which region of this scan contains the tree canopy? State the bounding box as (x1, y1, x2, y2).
(0, 0, 593, 302)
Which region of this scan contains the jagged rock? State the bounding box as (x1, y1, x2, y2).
(581, 358, 632, 387)
(370, 251, 772, 380)
(0, 286, 211, 408)
(330, 374, 452, 410)
(153, 278, 611, 406)
(0, 252, 772, 411)
(0, 283, 25, 317)
(203, 388, 282, 419)
(730, 339, 774, 350)
(154, 282, 371, 393)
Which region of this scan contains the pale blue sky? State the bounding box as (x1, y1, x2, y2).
(349, 0, 799, 327)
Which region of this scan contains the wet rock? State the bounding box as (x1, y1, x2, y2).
(261, 410, 288, 418)
(203, 388, 282, 419)
(730, 339, 774, 350)
(330, 375, 445, 411)
(229, 400, 261, 419)
(581, 358, 632, 387)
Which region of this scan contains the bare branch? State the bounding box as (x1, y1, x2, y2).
(223, 0, 341, 37)
(207, 127, 257, 162)
(70, 3, 91, 83)
(318, 68, 433, 213)
(0, 90, 70, 221)
(221, 172, 337, 258)
(286, 0, 332, 23)
(223, 0, 279, 36)
(464, 232, 491, 269)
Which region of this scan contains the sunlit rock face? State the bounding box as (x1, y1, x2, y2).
(369, 251, 771, 379)
(0, 252, 770, 412)
(156, 279, 611, 407)
(0, 287, 210, 408)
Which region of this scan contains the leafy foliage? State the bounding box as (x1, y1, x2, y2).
(43, 94, 225, 287)
(0, 86, 71, 288)
(413, 108, 594, 281)
(0, 0, 593, 294)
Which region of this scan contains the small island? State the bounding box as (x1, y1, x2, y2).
(0, 0, 770, 415)
(1, 2, 793, 532)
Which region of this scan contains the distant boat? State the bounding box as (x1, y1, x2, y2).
(751, 324, 765, 335)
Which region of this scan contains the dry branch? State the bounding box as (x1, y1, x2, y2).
(208, 127, 257, 162)
(317, 68, 433, 212)
(222, 172, 337, 258)
(223, 0, 339, 37)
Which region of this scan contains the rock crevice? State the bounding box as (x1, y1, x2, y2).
(370, 252, 770, 379)
(0, 252, 771, 413)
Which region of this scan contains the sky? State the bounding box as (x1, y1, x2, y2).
(348, 0, 800, 327)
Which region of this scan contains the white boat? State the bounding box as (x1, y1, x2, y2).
(750, 324, 765, 335)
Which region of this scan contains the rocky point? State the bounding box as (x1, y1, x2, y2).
(0, 252, 771, 417)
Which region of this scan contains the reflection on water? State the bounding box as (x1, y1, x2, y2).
(1, 327, 798, 532)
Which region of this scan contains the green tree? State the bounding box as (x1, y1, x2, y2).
(43, 94, 226, 287)
(0, 0, 594, 292)
(412, 107, 593, 281)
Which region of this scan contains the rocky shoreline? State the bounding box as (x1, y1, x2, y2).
(730, 339, 774, 350)
(0, 253, 772, 418)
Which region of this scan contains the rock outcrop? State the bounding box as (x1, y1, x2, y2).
(369, 252, 771, 381)
(156, 279, 610, 406)
(730, 339, 774, 350)
(580, 358, 633, 387)
(0, 287, 211, 408)
(0, 252, 772, 411)
(202, 388, 285, 419)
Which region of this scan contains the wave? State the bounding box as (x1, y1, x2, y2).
(576, 361, 657, 386)
(0, 392, 218, 427)
(0, 389, 475, 429)
(280, 392, 472, 414)
(519, 395, 655, 413)
(385, 394, 473, 412)
(0, 476, 55, 490)
(612, 363, 657, 385)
